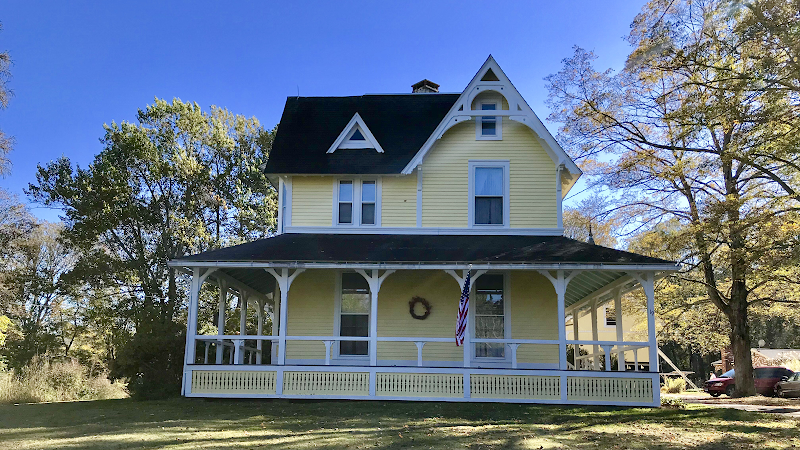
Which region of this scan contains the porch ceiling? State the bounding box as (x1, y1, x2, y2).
(564, 271, 626, 308)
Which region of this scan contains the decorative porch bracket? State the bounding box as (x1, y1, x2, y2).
(537, 270, 579, 402)
(265, 268, 306, 366)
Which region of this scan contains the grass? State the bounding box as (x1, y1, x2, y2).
(0, 398, 798, 449)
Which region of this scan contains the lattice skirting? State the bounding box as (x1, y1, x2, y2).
(375, 373, 463, 397)
(191, 370, 277, 394)
(283, 371, 370, 396)
(471, 374, 561, 400)
(566, 376, 653, 402)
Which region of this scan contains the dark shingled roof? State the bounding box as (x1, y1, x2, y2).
(176, 234, 676, 266)
(264, 94, 460, 175)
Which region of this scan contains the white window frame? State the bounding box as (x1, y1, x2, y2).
(468, 160, 510, 228)
(470, 272, 511, 363)
(475, 100, 502, 140)
(332, 271, 371, 362)
(332, 178, 382, 227)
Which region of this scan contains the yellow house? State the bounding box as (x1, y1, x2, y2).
(171, 57, 676, 406)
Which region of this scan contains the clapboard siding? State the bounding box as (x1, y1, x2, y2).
(510, 272, 559, 365)
(291, 177, 333, 226)
(421, 118, 557, 228)
(381, 174, 417, 227)
(286, 271, 335, 360)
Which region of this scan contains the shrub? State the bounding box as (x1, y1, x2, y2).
(663, 377, 686, 394)
(0, 357, 127, 404)
(661, 396, 686, 409)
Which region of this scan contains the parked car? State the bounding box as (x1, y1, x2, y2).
(704, 366, 794, 397)
(775, 372, 800, 398)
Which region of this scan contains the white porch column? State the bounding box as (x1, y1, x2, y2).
(629, 272, 658, 373)
(538, 270, 577, 372)
(265, 268, 305, 366)
(256, 299, 265, 364)
(571, 309, 579, 369)
(614, 288, 625, 371)
(236, 292, 248, 364)
(590, 299, 599, 369)
(355, 269, 395, 367)
(184, 268, 201, 367)
(216, 279, 228, 364)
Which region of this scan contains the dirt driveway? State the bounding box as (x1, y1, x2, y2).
(666, 392, 800, 417)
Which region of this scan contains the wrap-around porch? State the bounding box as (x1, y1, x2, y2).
(177, 263, 667, 406)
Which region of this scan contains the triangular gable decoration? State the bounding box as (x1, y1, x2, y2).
(327, 113, 385, 153)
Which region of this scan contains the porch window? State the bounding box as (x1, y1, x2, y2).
(474, 166, 504, 225)
(361, 181, 376, 225)
(338, 181, 353, 224)
(474, 274, 505, 358)
(339, 273, 370, 356)
(605, 306, 617, 327)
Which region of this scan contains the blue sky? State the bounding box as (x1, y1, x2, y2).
(1, 1, 647, 221)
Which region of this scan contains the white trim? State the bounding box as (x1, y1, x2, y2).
(285, 177, 292, 227)
(277, 177, 284, 234)
(475, 100, 502, 140)
(468, 160, 511, 228)
(327, 113, 384, 153)
(400, 56, 582, 195)
(416, 167, 423, 228)
(285, 226, 562, 235)
(172, 261, 679, 272)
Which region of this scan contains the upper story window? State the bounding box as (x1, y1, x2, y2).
(361, 181, 376, 225)
(469, 161, 509, 227)
(335, 179, 380, 226)
(476, 101, 502, 140)
(338, 181, 353, 224)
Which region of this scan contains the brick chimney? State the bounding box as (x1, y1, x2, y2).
(412, 79, 439, 93)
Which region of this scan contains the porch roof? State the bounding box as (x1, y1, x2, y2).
(175, 233, 675, 267)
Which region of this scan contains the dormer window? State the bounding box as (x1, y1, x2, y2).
(476, 101, 502, 140)
(327, 113, 384, 153)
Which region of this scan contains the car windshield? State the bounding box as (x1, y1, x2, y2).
(720, 369, 735, 378)
(791, 372, 800, 382)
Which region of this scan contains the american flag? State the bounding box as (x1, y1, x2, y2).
(455, 271, 471, 346)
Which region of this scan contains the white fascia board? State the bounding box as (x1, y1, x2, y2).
(401, 55, 582, 194)
(327, 112, 384, 154)
(169, 260, 680, 272)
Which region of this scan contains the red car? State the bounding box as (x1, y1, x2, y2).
(704, 366, 794, 397)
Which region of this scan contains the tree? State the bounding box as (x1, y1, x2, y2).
(28, 98, 276, 397)
(0, 22, 13, 175)
(546, 0, 800, 396)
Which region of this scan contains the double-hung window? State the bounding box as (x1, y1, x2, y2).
(474, 274, 506, 358)
(361, 181, 376, 225)
(470, 161, 509, 226)
(339, 273, 370, 356)
(336, 179, 379, 226)
(338, 181, 353, 224)
(476, 101, 501, 140)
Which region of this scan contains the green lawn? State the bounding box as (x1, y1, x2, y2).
(1, 398, 798, 449)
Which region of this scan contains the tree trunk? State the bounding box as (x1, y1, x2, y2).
(729, 293, 755, 396)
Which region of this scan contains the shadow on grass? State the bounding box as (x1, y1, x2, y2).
(0, 398, 798, 449)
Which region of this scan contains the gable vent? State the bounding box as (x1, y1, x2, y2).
(412, 79, 439, 93)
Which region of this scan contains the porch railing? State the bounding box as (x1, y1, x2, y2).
(192, 335, 652, 372)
